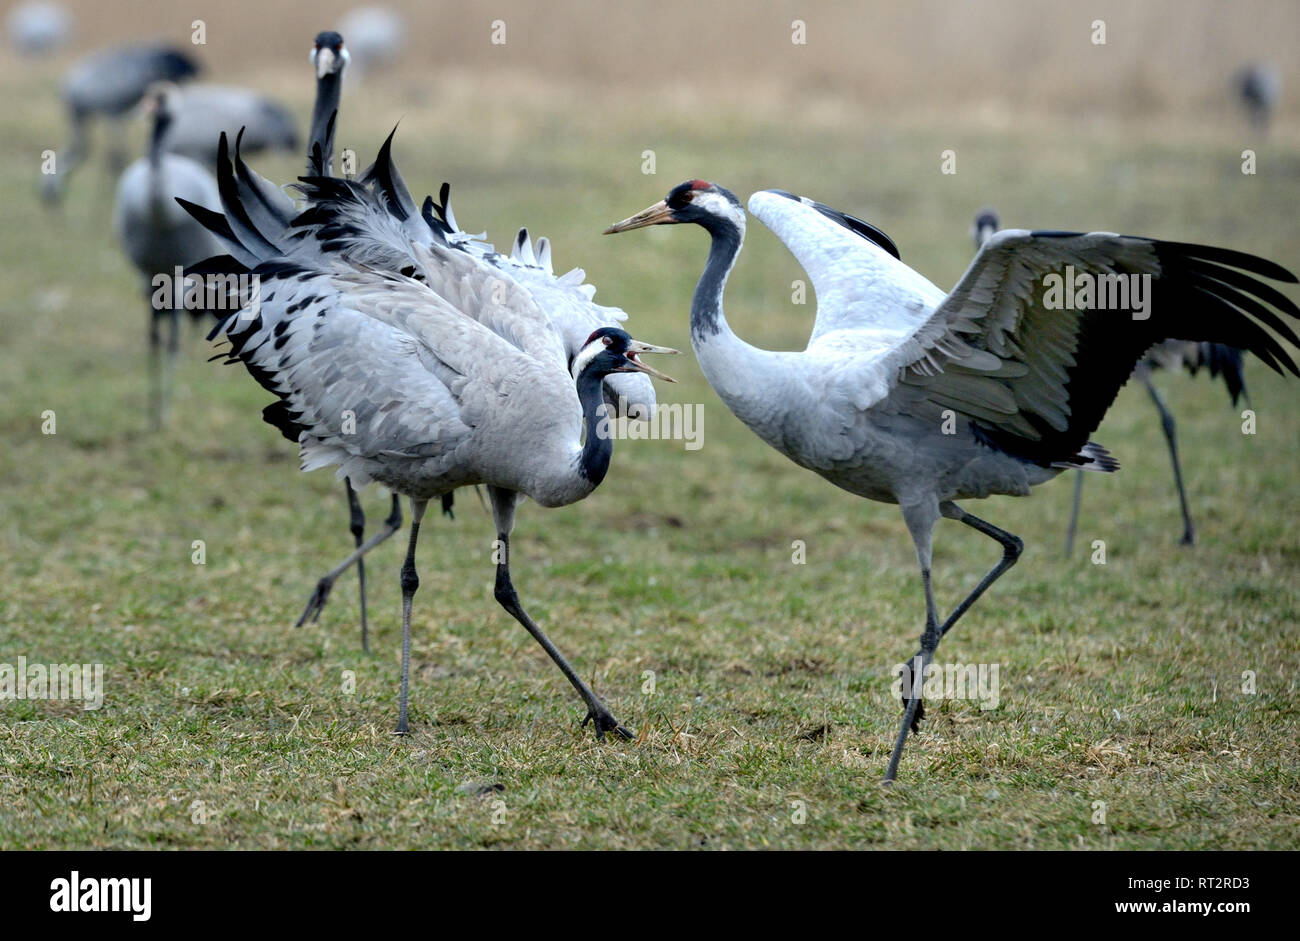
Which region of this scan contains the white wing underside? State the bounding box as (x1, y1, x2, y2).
(748, 192, 1165, 451)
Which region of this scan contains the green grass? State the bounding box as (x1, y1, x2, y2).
(1, 63, 1297, 850)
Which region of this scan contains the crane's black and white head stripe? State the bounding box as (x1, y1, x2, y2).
(311, 31, 349, 78)
(974, 208, 1000, 234)
(603, 180, 745, 238)
(142, 81, 181, 136)
(665, 180, 745, 233)
(570, 327, 678, 383)
(973, 207, 1000, 250)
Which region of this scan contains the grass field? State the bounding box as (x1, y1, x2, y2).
(0, 2, 1297, 850)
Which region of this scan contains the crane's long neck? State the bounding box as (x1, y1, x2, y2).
(689, 218, 774, 424)
(146, 109, 171, 215)
(690, 219, 743, 343)
(308, 73, 343, 176)
(148, 109, 169, 171)
(573, 366, 615, 490)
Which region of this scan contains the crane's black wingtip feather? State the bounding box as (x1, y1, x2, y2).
(1156, 238, 1300, 284)
(768, 189, 902, 260)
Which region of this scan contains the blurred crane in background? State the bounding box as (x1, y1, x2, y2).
(43, 42, 199, 204)
(338, 6, 404, 78)
(112, 83, 221, 429)
(1236, 62, 1281, 134)
(6, 0, 72, 57)
(156, 84, 298, 165)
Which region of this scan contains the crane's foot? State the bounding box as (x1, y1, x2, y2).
(1179, 529, 1196, 547)
(296, 576, 334, 627)
(581, 707, 633, 741)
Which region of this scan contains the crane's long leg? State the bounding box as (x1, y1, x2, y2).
(160, 307, 180, 427)
(885, 501, 1022, 783)
(345, 481, 370, 652)
(297, 492, 402, 632)
(42, 112, 87, 205)
(395, 498, 428, 735)
(493, 532, 631, 740)
(148, 311, 163, 432)
(885, 501, 941, 783)
(934, 505, 1024, 645)
(1064, 470, 1084, 556)
(1138, 373, 1195, 545)
(105, 116, 128, 176)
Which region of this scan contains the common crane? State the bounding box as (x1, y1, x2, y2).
(608, 180, 1300, 782)
(112, 83, 221, 429)
(181, 133, 676, 736)
(43, 42, 199, 204)
(159, 85, 299, 166)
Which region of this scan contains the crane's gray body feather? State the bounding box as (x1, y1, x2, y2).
(287, 145, 656, 418)
(214, 257, 594, 508)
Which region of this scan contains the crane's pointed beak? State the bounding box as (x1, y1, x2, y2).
(604, 200, 675, 234)
(315, 47, 337, 79)
(620, 340, 679, 382)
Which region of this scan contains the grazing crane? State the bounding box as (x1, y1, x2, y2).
(1235, 63, 1281, 134)
(338, 7, 404, 78)
(159, 85, 299, 165)
(607, 180, 1300, 782)
(43, 42, 200, 204)
(972, 209, 1249, 550)
(112, 83, 221, 429)
(6, 1, 72, 57)
(181, 133, 677, 736)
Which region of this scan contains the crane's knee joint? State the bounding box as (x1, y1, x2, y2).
(400, 564, 419, 596)
(1003, 534, 1024, 562)
(493, 571, 518, 609)
(493, 584, 517, 609)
